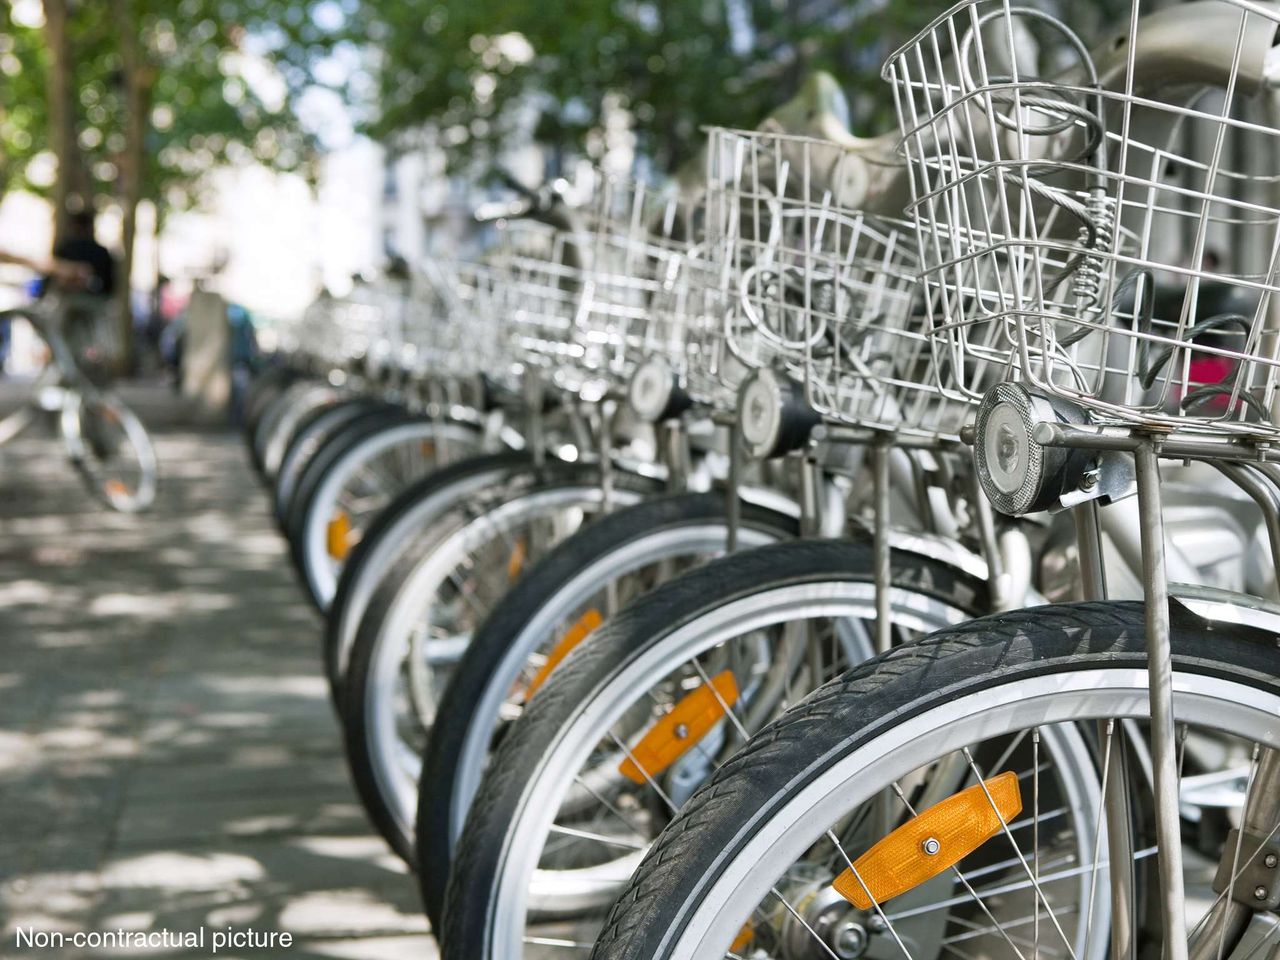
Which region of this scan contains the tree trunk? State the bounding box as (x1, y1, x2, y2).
(42, 0, 89, 247)
(113, 0, 152, 375)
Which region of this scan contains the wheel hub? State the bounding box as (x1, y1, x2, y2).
(780, 884, 870, 959)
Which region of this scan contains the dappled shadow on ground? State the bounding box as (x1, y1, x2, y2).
(0, 391, 435, 958)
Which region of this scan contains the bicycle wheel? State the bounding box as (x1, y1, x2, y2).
(243, 366, 298, 466)
(273, 397, 390, 528)
(254, 380, 342, 480)
(64, 391, 158, 513)
(588, 601, 1280, 960)
(416, 492, 801, 929)
(325, 451, 536, 707)
(341, 465, 659, 862)
(291, 414, 483, 611)
(282, 405, 415, 548)
(440, 539, 991, 960)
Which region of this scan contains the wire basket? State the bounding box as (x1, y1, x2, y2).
(55, 295, 127, 380)
(885, 0, 1280, 441)
(704, 126, 972, 440)
(492, 218, 596, 393)
(584, 175, 713, 403)
(405, 257, 506, 381)
(489, 173, 708, 400)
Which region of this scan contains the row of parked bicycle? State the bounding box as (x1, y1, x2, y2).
(245, 2, 1280, 957)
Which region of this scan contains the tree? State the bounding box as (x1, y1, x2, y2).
(0, 0, 341, 369)
(352, 0, 939, 173)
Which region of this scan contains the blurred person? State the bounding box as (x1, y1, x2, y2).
(0, 249, 88, 285)
(51, 210, 115, 296)
(228, 302, 260, 425)
(48, 211, 123, 376)
(0, 250, 90, 372)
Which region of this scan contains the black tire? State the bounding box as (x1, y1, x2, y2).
(587, 600, 1280, 960)
(324, 451, 536, 707)
(291, 414, 488, 611)
(243, 367, 299, 474)
(67, 391, 159, 513)
(416, 492, 801, 929)
(441, 538, 990, 959)
(341, 462, 661, 865)
(273, 397, 392, 529)
(253, 381, 341, 481)
(282, 405, 413, 556)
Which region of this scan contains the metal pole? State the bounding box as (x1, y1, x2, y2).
(1072, 501, 1108, 602)
(1134, 440, 1188, 960)
(1072, 501, 1135, 960)
(799, 454, 819, 539)
(872, 440, 892, 656)
(725, 420, 742, 554)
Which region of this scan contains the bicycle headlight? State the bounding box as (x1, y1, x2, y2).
(628, 356, 691, 423)
(974, 383, 1091, 516)
(738, 368, 821, 461)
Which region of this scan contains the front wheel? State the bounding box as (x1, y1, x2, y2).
(590, 601, 1280, 960)
(440, 539, 992, 960)
(63, 391, 158, 513)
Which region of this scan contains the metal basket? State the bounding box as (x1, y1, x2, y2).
(884, 0, 1280, 441)
(489, 173, 708, 401)
(704, 126, 971, 440)
(55, 295, 126, 379)
(585, 175, 712, 403)
(405, 258, 506, 381)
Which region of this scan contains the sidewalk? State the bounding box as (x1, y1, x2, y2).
(0, 384, 435, 959)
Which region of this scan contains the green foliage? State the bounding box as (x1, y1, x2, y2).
(0, 0, 343, 212)
(0, 7, 53, 196)
(354, 0, 940, 171)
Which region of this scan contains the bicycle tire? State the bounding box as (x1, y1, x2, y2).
(588, 600, 1280, 960)
(415, 491, 801, 929)
(441, 538, 990, 959)
(342, 463, 660, 863)
(324, 450, 537, 707)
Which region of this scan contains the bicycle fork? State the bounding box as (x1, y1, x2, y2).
(1103, 440, 1280, 958)
(1133, 441, 1190, 960)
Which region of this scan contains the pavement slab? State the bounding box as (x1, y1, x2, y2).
(0, 384, 435, 959)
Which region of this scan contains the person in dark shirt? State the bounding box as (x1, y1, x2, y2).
(52, 210, 115, 296)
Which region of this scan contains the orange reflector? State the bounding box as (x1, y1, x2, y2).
(421, 441, 436, 458)
(105, 480, 128, 499)
(507, 537, 528, 583)
(525, 608, 602, 701)
(730, 922, 753, 953)
(618, 670, 739, 785)
(327, 511, 353, 560)
(833, 770, 1022, 910)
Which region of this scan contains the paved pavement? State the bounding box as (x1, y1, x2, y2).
(0, 384, 436, 959)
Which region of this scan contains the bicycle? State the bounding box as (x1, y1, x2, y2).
(587, 2, 1280, 957)
(0, 292, 157, 513)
